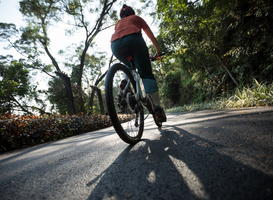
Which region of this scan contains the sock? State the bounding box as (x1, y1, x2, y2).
(148, 91, 161, 106)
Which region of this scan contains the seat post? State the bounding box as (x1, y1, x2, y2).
(128, 59, 136, 71)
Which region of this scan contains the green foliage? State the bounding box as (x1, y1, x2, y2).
(47, 77, 68, 114)
(161, 68, 196, 106)
(16, 0, 119, 114)
(47, 51, 107, 115)
(220, 0, 273, 85)
(0, 60, 45, 115)
(20, 0, 61, 21)
(0, 23, 18, 42)
(47, 75, 104, 115)
(166, 80, 273, 113)
(224, 80, 273, 108)
(156, 0, 273, 107)
(160, 55, 214, 107)
(68, 51, 106, 85)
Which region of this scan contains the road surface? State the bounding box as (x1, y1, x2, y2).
(0, 106, 273, 200)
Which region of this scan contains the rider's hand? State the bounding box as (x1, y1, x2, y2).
(150, 52, 165, 61)
(155, 52, 162, 60)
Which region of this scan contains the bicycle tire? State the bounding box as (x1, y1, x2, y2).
(105, 63, 144, 144)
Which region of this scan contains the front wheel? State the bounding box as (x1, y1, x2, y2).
(105, 63, 144, 144)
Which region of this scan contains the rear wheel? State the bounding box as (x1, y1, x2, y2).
(105, 63, 144, 144)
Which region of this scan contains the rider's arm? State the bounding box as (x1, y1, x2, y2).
(143, 27, 161, 54)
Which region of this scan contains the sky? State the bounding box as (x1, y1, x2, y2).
(0, 0, 116, 91)
(0, 0, 114, 62)
(0, 0, 157, 61)
(0, 0, 25, 59)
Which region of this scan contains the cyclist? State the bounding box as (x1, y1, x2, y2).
(110, 4, 167, 122)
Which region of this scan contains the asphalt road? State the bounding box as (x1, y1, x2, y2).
(0, 106, 273, 200)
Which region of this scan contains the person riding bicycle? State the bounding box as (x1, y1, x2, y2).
(110, 4, 167, 122)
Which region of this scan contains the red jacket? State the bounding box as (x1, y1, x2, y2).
(110, 15, 149, 42)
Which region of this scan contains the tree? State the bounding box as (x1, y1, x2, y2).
(12, 0, 118, 115)
(0, 59, 46, 115)
(47, 51, 107, 114)
(89, 55, 116, 114)
(223, 0, 273, 85)
(157, 0, 239, 85)
(156, 0, 273, 105)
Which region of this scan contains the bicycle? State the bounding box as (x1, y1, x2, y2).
(105, 51, 165, 144)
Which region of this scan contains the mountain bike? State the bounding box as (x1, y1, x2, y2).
(105, 51, 165, 144)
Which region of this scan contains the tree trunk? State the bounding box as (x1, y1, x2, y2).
(97, 88, 104, 114)
(55, 71, 76, 115)
(76, 0, 116, 113)
(43, 41, 76, 115)
(89, 66, 109, 114)
(90, 86, 105, 114)
(214, 53, 239, 86)
(89, 87, 95, 114)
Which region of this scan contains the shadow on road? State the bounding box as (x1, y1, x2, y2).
(87, 115, 273, 199)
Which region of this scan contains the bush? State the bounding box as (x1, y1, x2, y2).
(161, 69, 195, 106)
(223, 80, 273, 108)
(0, 113, 114, 152)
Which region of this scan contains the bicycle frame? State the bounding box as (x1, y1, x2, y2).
(122, 61, 148, 109)
(120, 51, 165, 111)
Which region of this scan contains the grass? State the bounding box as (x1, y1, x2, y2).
(165, 80, 273, 113)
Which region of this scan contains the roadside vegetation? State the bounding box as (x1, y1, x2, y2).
(1, 80, 272, 153)
(0, 113, 136, 152)
(166, 80, 273, 113)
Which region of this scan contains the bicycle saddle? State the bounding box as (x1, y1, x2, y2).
(120, 48, 134, 61)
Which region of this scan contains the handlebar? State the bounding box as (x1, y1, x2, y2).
(150, 52, 165, 61)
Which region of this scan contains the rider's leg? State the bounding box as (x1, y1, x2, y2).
(130, 35, 159, 95)
(148, 91, 160, 106)
(130, 37, 166, 122)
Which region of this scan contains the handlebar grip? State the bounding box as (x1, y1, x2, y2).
(157, 52, 165, 57)
(150, 52, 165, 61)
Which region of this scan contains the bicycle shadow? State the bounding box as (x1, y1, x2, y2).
(86, 125, 273, 200)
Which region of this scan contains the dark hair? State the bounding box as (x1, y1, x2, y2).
(120, 4, 135, 18)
